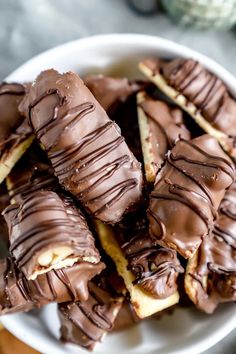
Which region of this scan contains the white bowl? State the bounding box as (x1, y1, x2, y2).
(2, 34, 236, 354)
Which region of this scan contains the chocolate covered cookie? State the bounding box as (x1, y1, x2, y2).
(21, 69, 143, 223)
(58, 272, 123, 351)
(0, 257, 104, 315)
(3, 190, 102, 279)
(95, 221, 180, 318)
(185, 182, 236, 313)
(139, 58, 236, 159)
(148, 134, 235, 258)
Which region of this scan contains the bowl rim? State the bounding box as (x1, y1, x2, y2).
(2, 33, 236, 354)
(6, 33, 236, 94)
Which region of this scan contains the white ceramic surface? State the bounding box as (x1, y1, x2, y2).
(1, 34, 236, 354)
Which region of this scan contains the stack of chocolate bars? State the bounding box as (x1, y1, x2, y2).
(0, 57, 236, 351)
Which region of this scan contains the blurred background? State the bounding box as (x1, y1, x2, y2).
(0, 0, 236, 80)
(0, 0, 235, 353)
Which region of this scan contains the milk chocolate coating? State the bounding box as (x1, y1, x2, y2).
(85, 76, 147, 161)
(3, 190, 101, 279)
(144, 58, 236, 137)
(189, 183, 236, 313)
(0, 82, 26, 151)
(84, 75, 146, 114)
(58, 276, 123, 351)
(139, 96, 190, 173)
(22, 69, 143, 223)
(0, 83, 33, 164)
(148, 134, 235, 258)
(7, 145, 57, 204)
(118, 209, 183, 299)
(0, 257, 104, 315)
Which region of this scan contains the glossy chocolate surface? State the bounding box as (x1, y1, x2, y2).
(117, 209, 183, 299)
(84, 75, 145, 114)
(143, 58, 236, 137)
(0, 82, 26, 152)
(22, 69, 143, 223)
(189, 182, 236, 313)
(148, 135, 235, 258)
(59, 274, 123, 350)
(139, 96, 190, 174)
(3, 190, 101, 278)
(0, 257, 104, 314)
(7, 145, 57, 203)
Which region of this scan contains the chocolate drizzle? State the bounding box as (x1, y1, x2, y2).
(148, 135, 235, 258)
(77, 287, 113, 330)
(122, 233, 183, 298)
(7, 146, 57, 203)
(23, 69, 143, 223)
(160, 59, 227, 117)
(116, 208, 183, 299)
(145, 57, 236, 137)
(188, 182, 236, 313)
(0, 257, 104, 314)
(58, 277, 123, 350)
(3, 190, 101, 279)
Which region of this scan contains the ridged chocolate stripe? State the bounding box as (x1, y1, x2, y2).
(3, 190, 100, 279)
(0, 257, 104, 314)
(22, 69, 143, 223)
(148, 134, 235, 258)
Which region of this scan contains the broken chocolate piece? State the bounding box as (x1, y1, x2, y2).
(3, 190, 101, 279)
(22, 69, 143, 223)
(148, 134, 235, 258)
